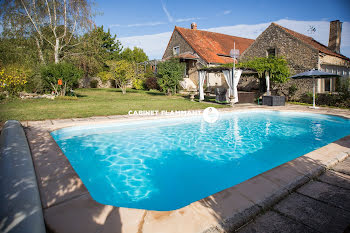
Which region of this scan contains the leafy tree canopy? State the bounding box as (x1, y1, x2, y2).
(99, 60, 135, 94)
(157, 58, 185, 95)
(237, 57, 290, 83)
(120, 47, 148, 63)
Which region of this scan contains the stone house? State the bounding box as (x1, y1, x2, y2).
(240, 20, 350, 97)
(162, 23, 254, 90)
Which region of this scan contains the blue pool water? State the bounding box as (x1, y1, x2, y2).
(51, 111, 350, 211)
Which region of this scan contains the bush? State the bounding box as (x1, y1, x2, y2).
(25, 72, 45, 93)
(145, 76, 159, 90)
(157, 58, 185, 95)
(41, 62, 83, 96)
(132, 78, 146, 90)
(299, 90, 350, 108)
(0, 67, 27, 97)
(90, 79, 99, 88)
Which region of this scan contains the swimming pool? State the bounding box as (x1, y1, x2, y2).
(51, 111, 350, 211)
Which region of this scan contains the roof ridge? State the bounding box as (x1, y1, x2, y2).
(272, 23, 313, 40)
(272, 22, 349, 61)
(175, 26, 255, 41)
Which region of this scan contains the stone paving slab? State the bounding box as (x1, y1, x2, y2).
(332, 157, 350, 175)
(317, 170, 350, 190)
(232, 175, 289, 210)
(236, 211, 318, 233)
(260, 163, 310, 192)
(274, 192, 350, 233)
(297, 180, 350, 211)
(44, 194, 115, 233)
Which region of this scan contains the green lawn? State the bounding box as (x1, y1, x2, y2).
(0, 88, 226, 122)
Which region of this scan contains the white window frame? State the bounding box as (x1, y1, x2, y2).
(173, 46, 180, 56)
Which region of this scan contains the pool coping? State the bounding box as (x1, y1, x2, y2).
(23, 104, 350, 233)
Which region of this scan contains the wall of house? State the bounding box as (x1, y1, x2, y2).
(163, 30, 196, 59)
(319, 55, 350, 67)
(239, 24, 321, 98)
(163, 30, 209, 89)
(241, 24, 319, 73)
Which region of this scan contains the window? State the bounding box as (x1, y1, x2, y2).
(267, 48, 276, 57)
(324, 78, 331, 92)
(173, 46, 180, 56)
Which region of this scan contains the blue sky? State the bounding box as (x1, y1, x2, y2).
(94, 0, 350, 59)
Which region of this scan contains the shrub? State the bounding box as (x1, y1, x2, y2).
(90, 79, 99, 88)
(145, 76, 159, 90)
(132, 78, 146, 90)
(41, 63, 83, 96)
(25, 72, 45, 93)
(101, 60, 135, 94)
(157, 58, 185, 95)
(0, 67, 27, 97)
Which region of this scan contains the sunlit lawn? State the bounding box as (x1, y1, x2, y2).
(0, 88, 226, 122)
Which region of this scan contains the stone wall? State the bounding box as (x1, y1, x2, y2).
(239, 23, 320, 98)
(240, 23, 319, 74)
(320, 55, 350, 67)
(79, 77, 115, 88)
(163, 30, 196, 59)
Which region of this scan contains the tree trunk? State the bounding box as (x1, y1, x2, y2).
(121, 86, 126, 94)
(35, 37, 45, 64)
(54, 38, 60, 64)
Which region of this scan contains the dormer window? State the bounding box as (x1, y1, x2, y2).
(173, 46, 180, 56)
(267, 48, 276, 57)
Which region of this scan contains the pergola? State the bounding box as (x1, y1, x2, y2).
(197, 66, 256, 103)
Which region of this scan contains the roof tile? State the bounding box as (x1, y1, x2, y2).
(175, 27, 254, 64)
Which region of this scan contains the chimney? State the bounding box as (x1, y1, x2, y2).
(191, 22, 197, 30)
(328, 20, 342, 54)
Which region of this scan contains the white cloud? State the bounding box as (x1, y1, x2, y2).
(161, 0, 173, 23)
(223, 10, 231, 15)
(176, 17, 202, 23)
(119, 31, 172, 59)
(119, 19, 350, 59)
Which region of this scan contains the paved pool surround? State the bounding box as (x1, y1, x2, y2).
(23, 104, 350, 233)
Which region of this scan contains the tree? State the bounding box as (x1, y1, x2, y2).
(120, 47, 148, 63)
(100, 60, 135, 94)
(67, 26, 123, 78)
(41, 62, 83, 96)
(0, 0, 94, 64)
(157, 58, 185, 95)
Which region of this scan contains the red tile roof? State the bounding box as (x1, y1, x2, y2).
(273, 23, 350, 61)
(174, 26, 255, 64)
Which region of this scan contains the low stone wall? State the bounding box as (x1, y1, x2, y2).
(78, 77, 115, 88)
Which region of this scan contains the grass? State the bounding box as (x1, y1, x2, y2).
(0, 88, 227, 122)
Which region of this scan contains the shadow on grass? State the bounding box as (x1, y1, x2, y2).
(145, 91, 166, 96)
(107, 89, 139, 93)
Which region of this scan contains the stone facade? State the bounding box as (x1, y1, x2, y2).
(163, 30, 207, 87)
(240, 23, 350, 99)
(241, 24, 319, 74)
(163, 30, 196, 60)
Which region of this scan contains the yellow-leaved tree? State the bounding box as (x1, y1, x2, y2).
(99, 60, 135, 94)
